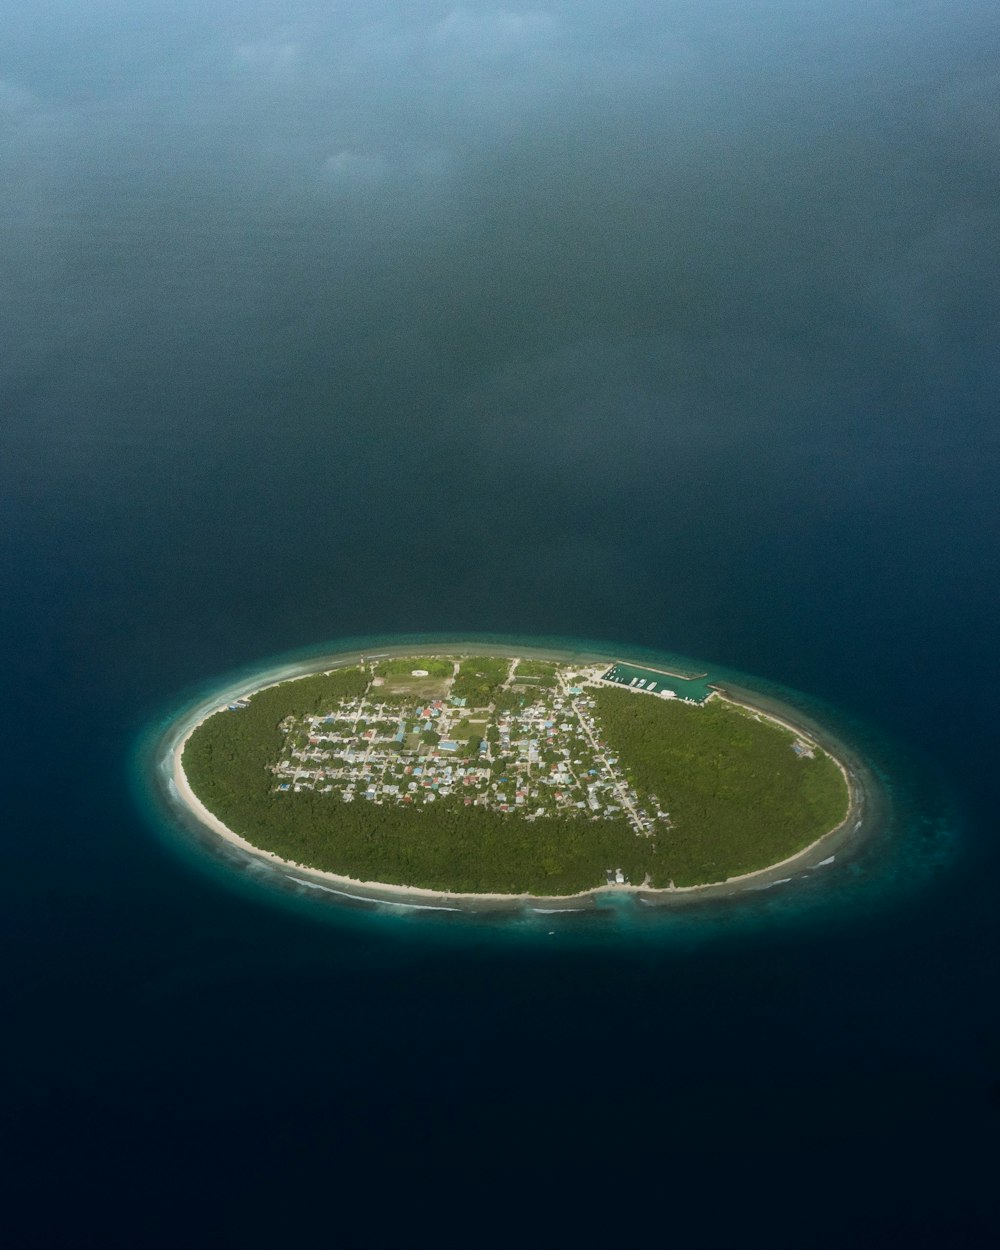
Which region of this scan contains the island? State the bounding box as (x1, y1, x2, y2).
(174, 649, 855, 903)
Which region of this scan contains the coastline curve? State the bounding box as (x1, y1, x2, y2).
(150, 636, 884, 916)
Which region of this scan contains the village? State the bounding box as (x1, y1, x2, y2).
(191, 649, 847, 897)
(268, 659, 677, 837)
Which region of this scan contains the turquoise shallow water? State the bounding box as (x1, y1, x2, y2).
(599, 659, 715, 700)
(5, 2, 999, 1242)
(137, 632, 959, 945)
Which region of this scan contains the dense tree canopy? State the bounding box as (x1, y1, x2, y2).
(450, 657, 509, 707)
(182, 662, 850, 893)
(592, 689, 848, 886)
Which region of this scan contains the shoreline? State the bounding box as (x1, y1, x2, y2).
(160, 641, 877, 913)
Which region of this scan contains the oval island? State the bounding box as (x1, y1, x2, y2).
(175, 648, 857, 904)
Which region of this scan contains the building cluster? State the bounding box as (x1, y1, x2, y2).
(269, 669, 665, 835)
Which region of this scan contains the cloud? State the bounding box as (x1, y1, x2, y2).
(2, 0, 997, 460)
(431, 7, 559, 56)
(232, 39, 300, 78)
(322, 148, 390, 186)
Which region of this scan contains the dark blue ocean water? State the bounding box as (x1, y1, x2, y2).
(3, 3, 999, 1245)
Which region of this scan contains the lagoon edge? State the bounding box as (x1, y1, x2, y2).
(158, 640, 876, 912)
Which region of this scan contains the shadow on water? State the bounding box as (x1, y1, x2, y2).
(132, 632, 965, 949)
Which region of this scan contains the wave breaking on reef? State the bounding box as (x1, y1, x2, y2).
(138, 634, 914, 931)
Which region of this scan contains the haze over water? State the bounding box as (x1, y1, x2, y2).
(3, 3, 999, 1245)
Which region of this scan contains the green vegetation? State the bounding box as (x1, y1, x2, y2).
(214, 794, 644, 895)
(493, 688, 528, 713)
(515, 660, 557, 677)
(451, 656, 510, 707)
(374, 656, 452, 678)
(182, 657, 851, 895)
(592, 688, 849, 887)
(183, 667, 368, 831)
(372, 655, 453, 699)
(512, 659, 558, 688)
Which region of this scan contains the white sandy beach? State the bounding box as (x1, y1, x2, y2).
(162, 645, 870, 910)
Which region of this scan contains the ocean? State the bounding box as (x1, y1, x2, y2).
(3, 2, 998, 1245)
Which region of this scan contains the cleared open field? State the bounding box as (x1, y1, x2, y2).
(372, 656, 454, 698)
